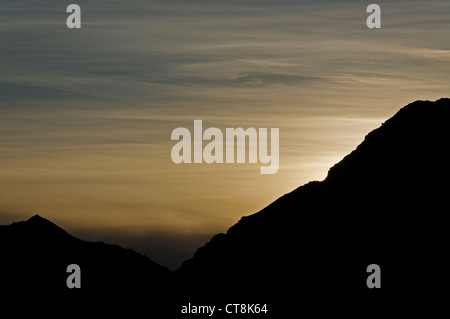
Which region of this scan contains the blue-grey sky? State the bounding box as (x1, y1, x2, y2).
(1, 0, 449, 268)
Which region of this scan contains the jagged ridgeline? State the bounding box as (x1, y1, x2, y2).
(1, 99, 449, 316)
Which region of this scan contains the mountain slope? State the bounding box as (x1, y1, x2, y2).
(177, 98, 450, 315)
(0, 214, 172, 314)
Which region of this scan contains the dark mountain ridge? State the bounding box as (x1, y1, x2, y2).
(1, 214, 172, 315)
(176, 98, 450, 315)
(1, 98, 449, 316)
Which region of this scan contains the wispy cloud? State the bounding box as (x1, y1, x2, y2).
(1, 0, 450, 265)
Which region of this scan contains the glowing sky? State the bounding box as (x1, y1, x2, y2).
(1, 0, 449, 268)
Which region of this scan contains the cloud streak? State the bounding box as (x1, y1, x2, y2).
(1, 0, 450, 266)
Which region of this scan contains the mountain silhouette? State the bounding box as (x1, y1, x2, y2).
(176, 98, 450, 316)
(1, 98, 449, 316)
(0, 214, 172, 315)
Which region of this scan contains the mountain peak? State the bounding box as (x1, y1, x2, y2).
(9, 213, 72, 240)
(28, 214, 45, 222)
(27, 213, 62, 229)
(382, 98, 450, 130)
(324, 98, 450, 184)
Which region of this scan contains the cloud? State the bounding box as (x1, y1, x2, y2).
(1, 0, 450, 268)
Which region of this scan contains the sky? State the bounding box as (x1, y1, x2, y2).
(1, 0, 449, 269)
